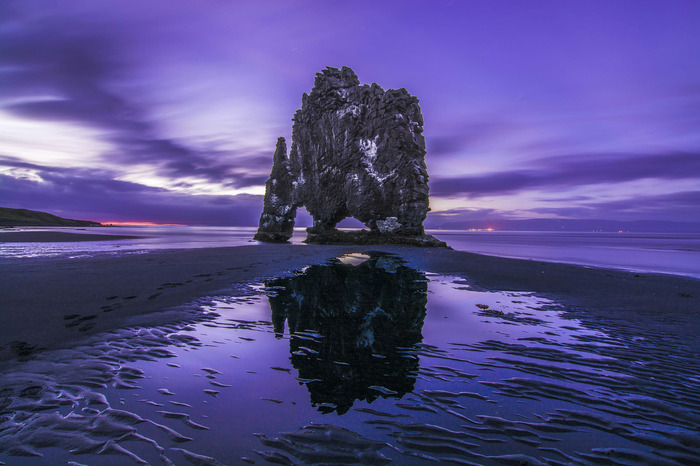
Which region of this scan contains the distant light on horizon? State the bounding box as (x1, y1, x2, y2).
(97, 221, 187, 226)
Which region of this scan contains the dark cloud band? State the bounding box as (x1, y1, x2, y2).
(431, 151, 700, 198)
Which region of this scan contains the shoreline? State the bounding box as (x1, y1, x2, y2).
(2, 244, 699, 360)
(2, 227, 699, 279)
(0, 230, 142, 242)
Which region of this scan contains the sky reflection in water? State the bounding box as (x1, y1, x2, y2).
(0, 253, 698, 464)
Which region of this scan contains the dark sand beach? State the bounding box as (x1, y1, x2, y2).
(2, 233, 699, 464)
(2, 239, 699, 358)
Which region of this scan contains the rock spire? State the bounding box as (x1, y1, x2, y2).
(254, 66, 447, 248)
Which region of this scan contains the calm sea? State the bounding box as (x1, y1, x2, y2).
(1, 226, 699, 278)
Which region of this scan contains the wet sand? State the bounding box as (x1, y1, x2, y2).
(2, 243, 700, 464)
(2, 244, 699, 360)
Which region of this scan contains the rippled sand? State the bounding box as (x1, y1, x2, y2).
(2, 249, 699, 464)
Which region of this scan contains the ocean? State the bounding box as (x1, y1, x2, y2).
(2, 226, 699, 278)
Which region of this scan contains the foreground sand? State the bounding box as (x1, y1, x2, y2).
(2, 243, 699, 360)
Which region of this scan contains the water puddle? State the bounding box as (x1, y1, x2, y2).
(1, 252, 698, 464)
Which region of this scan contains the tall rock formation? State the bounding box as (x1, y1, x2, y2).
(254, 66, 447, 247)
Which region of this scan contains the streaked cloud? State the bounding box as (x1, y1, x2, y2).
(430, 152, 700, 198)
(527, 191, 700, 222)
(0, 171, 262, 225)
(1, 0, 700, 224)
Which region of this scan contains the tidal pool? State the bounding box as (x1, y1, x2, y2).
(1, 252, 698, 464)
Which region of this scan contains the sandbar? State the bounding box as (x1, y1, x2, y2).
(1, 244, 698, 360)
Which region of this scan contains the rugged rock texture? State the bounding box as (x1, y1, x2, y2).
(254, 66, 448, 248)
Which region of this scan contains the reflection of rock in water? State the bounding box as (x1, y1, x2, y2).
(266, 253, 427, 414)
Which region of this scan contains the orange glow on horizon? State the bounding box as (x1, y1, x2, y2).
(98, 221, 187, 226)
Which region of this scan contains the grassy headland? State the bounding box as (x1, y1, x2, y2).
(0, 207, 101, 227)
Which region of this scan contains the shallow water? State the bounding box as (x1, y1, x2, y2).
(0, 226, 262, 260)
(1, 252, 698, 464)
(2, 226, 700, 278)
(437, 230, 700, 279)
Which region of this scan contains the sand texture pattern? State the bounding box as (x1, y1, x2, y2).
(2, 244, 699, 361)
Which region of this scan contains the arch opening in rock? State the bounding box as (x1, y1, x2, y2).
(253, 66, 448, 248)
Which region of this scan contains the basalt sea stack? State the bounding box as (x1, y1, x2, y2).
(254, 66, 447, 247)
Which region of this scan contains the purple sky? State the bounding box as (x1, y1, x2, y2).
(1, 0, 699, 226)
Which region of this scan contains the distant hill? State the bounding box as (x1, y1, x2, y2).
(430, 218, 700, 233)
(0, 207, 101, 227)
